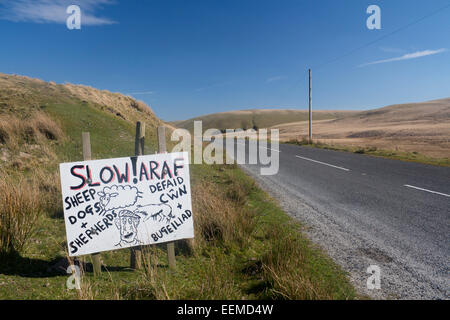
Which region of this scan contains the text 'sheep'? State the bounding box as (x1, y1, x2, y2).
(59, 152, 194, 256)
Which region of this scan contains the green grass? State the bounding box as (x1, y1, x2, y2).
(129, 163, 354, 300)
(0, 212, 146, 299)
(44, 102, 159, 162)
(286, 139, 450, 167)
(0, 99, 152, 299)
(0, 75, 357, 299)
(204, 165, 355, 299)
(0, 162, 357, 299)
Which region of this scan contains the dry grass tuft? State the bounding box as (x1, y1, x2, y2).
(191, 179, 257, 248)
(0, 115, 22, 148)
(27, 112, 64, 142)
(0, 112, 64, 149)
(128, 246, 241, 300)
(0, 170, 45, 256)
(261, 234, 330, 300)
(0, 112, 62, 170)
(190, 253, 241, 299)
(63, 82, 161, 126)
(34, 170, 63, 217)
(139, 247, 171, 300)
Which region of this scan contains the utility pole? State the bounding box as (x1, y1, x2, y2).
(308, 68, 312, 143)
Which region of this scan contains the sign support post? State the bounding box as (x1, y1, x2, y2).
(157, 126, 176, 270)
(130, 122, 145, 270)
(60, 125, 192, 269)
(82, 132, 102, 276)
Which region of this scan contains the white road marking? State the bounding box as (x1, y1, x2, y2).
(295, 155, 350, 171)
(235, 141, 281, 153)
(404, 185, 450, 198)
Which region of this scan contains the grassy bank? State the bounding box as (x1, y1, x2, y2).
(0, 161, 356, 300)
(286, 138, 450, 167)
(0, 76, 356, 299)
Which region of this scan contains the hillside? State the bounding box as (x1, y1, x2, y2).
(171, 109, 359, 132)
(275, 98, 450, 159)
(0, 73, 356, 300)
(0, 73, 171, 169)
(0, 73, 163, 125)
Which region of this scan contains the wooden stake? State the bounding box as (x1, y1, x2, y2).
(135, 121, 146, 156)
(130, 122, 145, 270)
(82, 132, 102, 276)
(157, 126, 176, 270)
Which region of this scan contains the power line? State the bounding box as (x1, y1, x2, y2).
(291, 2, 450, 110)
(313, 2, 450, 71)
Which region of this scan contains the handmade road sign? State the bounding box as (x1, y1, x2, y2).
(59, 152, 193, 257)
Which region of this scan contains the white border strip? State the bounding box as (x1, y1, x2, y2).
(404, 185, 450, 198)
(295, 155, 350, 171)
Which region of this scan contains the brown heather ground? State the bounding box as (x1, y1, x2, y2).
(171, 109, 358, 132)
(274, 98, 450, 160)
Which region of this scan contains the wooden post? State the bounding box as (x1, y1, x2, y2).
(135, 121, 145, 156)
(157, 126, 176, 270)
(82, 132, 102, 276)
(308, 68, 312, 143)
(130, 122, 145, 270)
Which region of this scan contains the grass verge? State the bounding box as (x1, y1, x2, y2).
(286, 138, 449, 167)
(0, 96, 356, 299)
(0, 161, 356, 300)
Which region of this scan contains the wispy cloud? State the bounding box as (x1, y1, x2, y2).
(0, 0, 116, 26)
(359, 49, 447, 67)
(266, 75, 286, 83)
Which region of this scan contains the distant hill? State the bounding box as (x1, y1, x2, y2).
(274, 98, 450, 159)
(338, 98, 450, 123)
(170, 98, 450, 160)
(171, 109, 359, 132)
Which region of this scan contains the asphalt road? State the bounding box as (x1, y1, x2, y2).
(229, 140, 449, 299)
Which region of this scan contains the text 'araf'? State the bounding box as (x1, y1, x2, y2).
(59, 152, 194, 256)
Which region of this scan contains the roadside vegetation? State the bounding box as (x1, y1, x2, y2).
(287, 138, 450, 167)
(0, 73, 356, 300)
(0, 162, 356, 300)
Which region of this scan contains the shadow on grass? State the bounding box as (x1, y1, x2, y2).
(0, 252, 132, 278)
(0, 252, 67, 278)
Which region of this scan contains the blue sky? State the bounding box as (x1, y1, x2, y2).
(0, 0, 449, 121)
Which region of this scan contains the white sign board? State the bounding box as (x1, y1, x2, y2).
(59, 152, 193, 257)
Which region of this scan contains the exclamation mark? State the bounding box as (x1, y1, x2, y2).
(131, 156, 138, 184)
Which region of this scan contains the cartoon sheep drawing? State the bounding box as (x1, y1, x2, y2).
(97, 185, 143, 215)
(97, 185, 175, 225)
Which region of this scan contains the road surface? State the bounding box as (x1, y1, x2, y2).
(229, 140, 449, 299)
